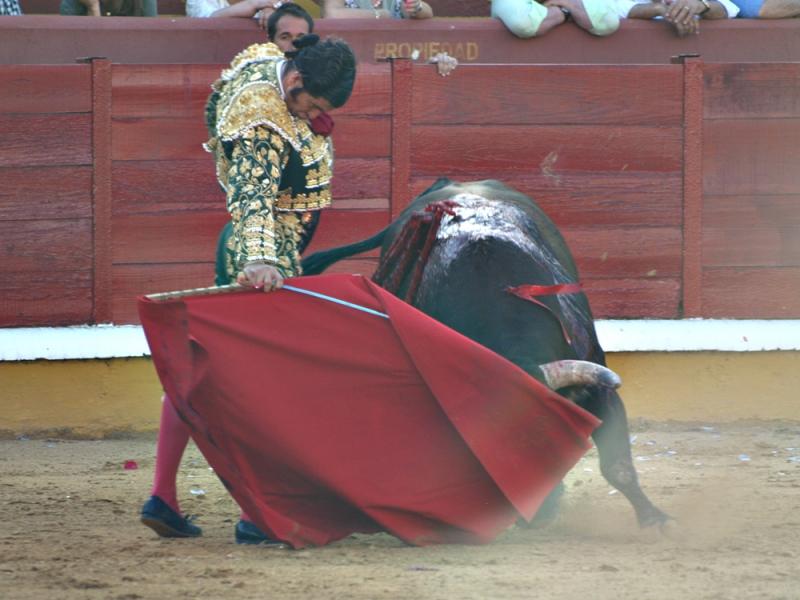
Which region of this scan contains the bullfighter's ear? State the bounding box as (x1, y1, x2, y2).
(283, 69, 303, 90)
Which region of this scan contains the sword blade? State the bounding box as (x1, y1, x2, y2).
(283, 285, 389, 319)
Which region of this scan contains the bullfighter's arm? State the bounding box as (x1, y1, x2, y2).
(225, 126, 288, 280)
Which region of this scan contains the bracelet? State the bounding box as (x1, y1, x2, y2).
(698, 0, 711, 14)
(559, 6, 571, 19)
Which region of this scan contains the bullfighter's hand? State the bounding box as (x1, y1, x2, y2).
(237, 262, 284, 292)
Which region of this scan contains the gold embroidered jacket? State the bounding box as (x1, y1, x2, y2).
(205, 43, 333, 274)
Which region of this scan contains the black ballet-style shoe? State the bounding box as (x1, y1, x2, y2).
(140, 495, 202, 538)
(234, 520, 286, 547)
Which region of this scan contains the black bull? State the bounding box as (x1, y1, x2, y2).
(302, 179, 670, 528)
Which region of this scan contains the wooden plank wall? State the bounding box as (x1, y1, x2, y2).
(110, 63, 225, 323)
(404, 64, 686, 318)
(1, 59, 798, 326)
(0, 65, 94, 326)
(702, 63, 800, 318)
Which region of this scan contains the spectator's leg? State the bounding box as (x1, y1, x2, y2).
(758, 0, 800, 17)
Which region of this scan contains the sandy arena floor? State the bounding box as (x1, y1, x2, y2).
(1, 421, 799, 600)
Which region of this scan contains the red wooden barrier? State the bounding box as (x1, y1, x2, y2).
(701, 63, 800, 318)
(0, 65, 94, 326)
(1, 58, 799, 325)
(405, 64, 687, 318)
(4, 18, 800, 67)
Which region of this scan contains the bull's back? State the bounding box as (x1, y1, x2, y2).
(389, 180, 579, 279)
(412, 192, 602, 375)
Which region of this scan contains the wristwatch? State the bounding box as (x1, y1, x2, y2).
(698, 0, 712, 15)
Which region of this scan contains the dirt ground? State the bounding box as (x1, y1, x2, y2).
(1, 421, 799, 600)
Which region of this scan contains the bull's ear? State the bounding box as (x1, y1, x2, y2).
(418, 177, 453, 198)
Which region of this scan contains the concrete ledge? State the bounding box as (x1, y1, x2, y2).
(2, 320, 799, 362)
(1, 351, 797, 437)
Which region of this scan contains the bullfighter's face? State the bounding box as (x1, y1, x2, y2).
(282, 70, 334, 123)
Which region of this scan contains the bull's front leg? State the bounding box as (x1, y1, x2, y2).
(570, 387, 673, 529)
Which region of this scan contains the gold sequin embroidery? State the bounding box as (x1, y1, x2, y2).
(276, 188, 332, 211)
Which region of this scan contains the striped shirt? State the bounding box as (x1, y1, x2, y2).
(0, 0, 22, 15)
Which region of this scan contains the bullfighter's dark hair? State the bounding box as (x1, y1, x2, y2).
(266, 3, 314, 43)
(285, 35, 357, 109)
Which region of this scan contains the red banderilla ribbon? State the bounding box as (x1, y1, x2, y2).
(506, 282, 583, 346)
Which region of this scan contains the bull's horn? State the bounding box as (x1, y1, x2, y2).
(538, 360, 622, 390)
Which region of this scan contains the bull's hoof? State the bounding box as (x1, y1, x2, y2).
(517, 482, 564, 529)
(636, 504, 675, 529)
(658, 517, 680, 537)
(638, 508, 676, 534)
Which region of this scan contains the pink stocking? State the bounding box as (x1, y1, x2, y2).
(150, 395, 191, 514)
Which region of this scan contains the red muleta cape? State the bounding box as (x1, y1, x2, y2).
(138, 273, 600, 548)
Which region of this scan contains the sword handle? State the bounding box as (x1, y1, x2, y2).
(145, 283, 247, 302)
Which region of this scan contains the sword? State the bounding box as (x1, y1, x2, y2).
(145, 282, 389, 319)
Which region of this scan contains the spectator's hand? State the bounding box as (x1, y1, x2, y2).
(670, 15, 700, 35)
(546, 0, 600, 31)
(543, 0, 571, 15)
(237, 262, 284, 292)
(402, 0, 423, 17)
(79, 0, 101, 15)
(665, 0, 704, 26)
(252, 0, 283, 29)
(429, 52, 458, 77)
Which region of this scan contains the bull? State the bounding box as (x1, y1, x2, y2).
(302, 178, 671, 529)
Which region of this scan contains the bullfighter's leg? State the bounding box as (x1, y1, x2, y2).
(140, 396, 202, 537)
(150, 396, 189, 513)
(571, 386, 672, 528)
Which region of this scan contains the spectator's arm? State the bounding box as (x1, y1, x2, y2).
(79, 0, 101, 15)
(402, 0, 433, 18)
(322, 0, 392, 18)
(547, 0, 618, 35)
(697, 0, 730, 18)
(628, 1, 667, 18)
(536, 5, 570, 36)
(666, 0, 726, 23)
(495, 0, 566, 38)
(211, 0, 278, 18)
(142, 0, 158, 16)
